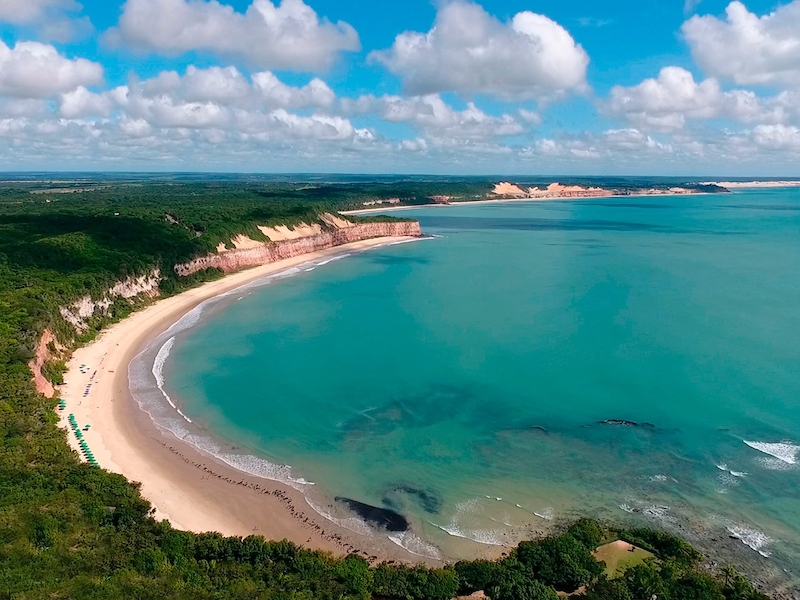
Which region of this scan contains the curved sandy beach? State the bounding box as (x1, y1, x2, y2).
(57, 236, 443, 563)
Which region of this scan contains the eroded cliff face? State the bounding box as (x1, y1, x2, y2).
(29, 329, 61, 397)
(59, 270, 161, 333)
(175, 221, 421, 276)
(39, 218, 420, 393)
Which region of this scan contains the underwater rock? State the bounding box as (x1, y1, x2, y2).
(382, 485, 443, 514)
(335, 497, 409, 532)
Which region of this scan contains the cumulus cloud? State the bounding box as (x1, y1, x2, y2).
(0, 40, 103, 98)
(0, 0, 72, 23)
(346, 94, 524, 140)
(59, 86, 114, 118)
(524, 127, 681, 160)
(751, 124, 800, 152)
(110, 0, 360, 71)
(371, 1, 588, 100)
(52, 65, 370, 145)
(606, 67, 766, 130)
(683, 0, 800, 86)
(0, 0, 93, 41)
(131, 65, 335, 109)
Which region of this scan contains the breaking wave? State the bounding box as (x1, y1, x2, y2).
(387, 531, 442, 560)
(743, 440, 798, 465)
(727, 525, 773, 558)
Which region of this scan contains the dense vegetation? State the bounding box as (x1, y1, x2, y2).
(0, 179, 769, 599)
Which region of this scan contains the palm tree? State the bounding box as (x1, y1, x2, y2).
(721, 565, 737, 588)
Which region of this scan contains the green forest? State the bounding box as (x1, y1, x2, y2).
(0, 180, 770, 599)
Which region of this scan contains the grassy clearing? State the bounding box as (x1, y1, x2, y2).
(593, 540, 654, 578)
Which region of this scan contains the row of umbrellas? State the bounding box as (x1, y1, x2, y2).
(67, 413, 98, 467)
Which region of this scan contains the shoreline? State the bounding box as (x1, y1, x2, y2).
(58, 235, 453, 564)
(341, 190, 714, 215)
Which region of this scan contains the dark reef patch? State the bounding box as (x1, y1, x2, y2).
(335, 497, 409, 532)
(597, 419, 656, 428)
(382, 485, 443, 515)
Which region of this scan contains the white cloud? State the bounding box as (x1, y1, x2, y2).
(522, 129, 675, 162)
(252, 71, 334, 109)
(0, 40, 103, 98)
(683, 0, 702, 16)
(518, 109, 542, 125)
(0, 0, 92, 42)
(0, 0, 78, 24)
(111, 0, 360, 71)
(603, 128, 673, 153)
(751, 124, 800, 152)
(683, 0, 800, 86)
(131, 65, 334, 109)
(371, 1, 588, 100)
(606, 67, 767, 130)
(345, 94, 525, 140)
(53, 66, 371, 145)
(398, 138, 428, 152)
(59, 86, 113, 118)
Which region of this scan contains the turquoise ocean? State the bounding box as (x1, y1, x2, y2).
(134, 189, 800, 583)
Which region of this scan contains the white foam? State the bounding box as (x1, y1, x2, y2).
(755, 457, 794, 471)
(744, 440, 799, 465)
(727, 525, 773, 557)
(305, 498, 372, 536)
(717, 473, 740, 488)
(642, 505, 675, 524)
(387, 531, 442, 560)
(151, 337, 191, 422)
(436, 524, 506, 546)
(388, 238, 426, 246)
(317, 254, 350, 267)
(534, 507, 554, 520)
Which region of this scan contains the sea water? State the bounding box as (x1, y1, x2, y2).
(158, 190, 800, 582)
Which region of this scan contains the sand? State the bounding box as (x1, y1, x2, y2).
(703, 181, 800, 188)
(342, 189, 710, 216)
(57, 236, 428, 563)
(258, 223, 324, 241)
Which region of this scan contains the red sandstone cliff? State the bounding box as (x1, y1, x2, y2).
(175, 220, 422, 276)
(29, 329, 60, 397)
(35, 218, 421, 394)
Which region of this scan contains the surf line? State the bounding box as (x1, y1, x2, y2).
(129, 234, 432, 503)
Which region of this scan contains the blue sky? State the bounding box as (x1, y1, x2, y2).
(0, 0, 798, 174)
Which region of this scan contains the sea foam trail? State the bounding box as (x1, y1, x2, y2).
(727, 525, 773, 557)
(743, 440, 799, 465)
(387, 531, 442, 560)
(151, 337, 191, 423)
(435, 524, 506, 546)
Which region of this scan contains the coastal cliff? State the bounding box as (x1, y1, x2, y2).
(39, 217, 420, 393)
(175, 220, 421, 276)
(59, 271, 162, 333)
(29, 329, 61, 398)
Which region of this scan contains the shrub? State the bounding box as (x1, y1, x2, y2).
(514, 534, 604, 590)
(488, 562, 559, 600)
